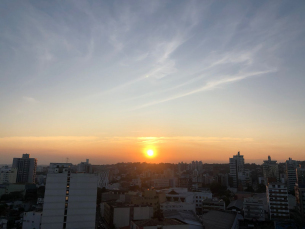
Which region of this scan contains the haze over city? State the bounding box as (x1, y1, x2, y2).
(1, 0, 305, 165)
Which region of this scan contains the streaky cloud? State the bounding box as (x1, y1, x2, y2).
(133, 69, 276, 110)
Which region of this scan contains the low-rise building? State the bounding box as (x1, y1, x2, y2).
(0, 219, 7, 229)
(163, 210, 203, 229)
(161, 201, 196, 213)
(22, 211, 42, 229)
(160, 188, 212, 213)
(243, 197, 266, 221)
(201, 211, 238, 229)
(202, 198, 225, 214)
(227, 199, 243, 213)
(0, 166, 17, 184)
(104, 202, 153, 228)
(132, 190, 166, 213)
(152, 179, 170, 188)
(131, 218, 189, 229)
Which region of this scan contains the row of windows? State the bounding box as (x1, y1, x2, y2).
(63, 171, 71, 229)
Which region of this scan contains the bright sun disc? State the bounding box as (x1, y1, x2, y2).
(147, 149, 154, 156)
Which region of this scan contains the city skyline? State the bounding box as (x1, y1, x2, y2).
(1, 1, 305, 164)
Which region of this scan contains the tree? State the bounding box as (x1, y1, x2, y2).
(153, 208, 164, 219)
(256, 184, 266, 193)
(245, 186, 254, 192)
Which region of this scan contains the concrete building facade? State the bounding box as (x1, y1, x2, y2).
(266, 182, 289, 220)
(103, 202, 153, 228)
(229, 152, 244, 188)
(285, 158, 298, 192)
(41, 164, 98, 229)
(202, 198, 225, 214)
(132, 190, 166, 213)
(22, 211, 42, 229)
(243, 197, 266, 221)
(0, 166, 17, 184)
(12, 154, 37, 183)
(295, 167, 305, 218)
(262, 156, 279, 183)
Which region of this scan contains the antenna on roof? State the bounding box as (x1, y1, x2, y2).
(66, 158, 69, 163)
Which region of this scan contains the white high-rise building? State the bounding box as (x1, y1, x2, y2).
(266, 182, 289, 220)
(229, 151, 244, 188)
(41, 163, 98, 229)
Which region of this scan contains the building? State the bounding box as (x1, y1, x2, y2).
(0, 183, 36, 198)
(285, 158, 298, 192)
(22, 211, 42, 229)
(295, 167, 305, 218)
(243, 197, 266, 221)
(262, 156, 279, 183)
(201, 211, 239, 229)
(77, 159, 91, 173)
(229, 151, 244, 188)
(161, 202, 196, 213)
(178, 162, 188, 174)
(237, 169, 251, 188)
(202, 198, 225, 214)
(163, 210, 202, 229)
(0, 219, 7, 229)
(48, 163, 73, 173)
(12, 154, 37, 183)
(178, 176, 192, 190)
(132, 190, 166, 213)
(103, 202, 153, 228)
(227, 199, 243, 213)
(266, 182, 289, 220)
(41, 163, 98, 229)
(97, 169, 109, 189)
(0, 166, 17, 184)
(152, 178, 170, 188)
(159, 188, 212, 214)
(131, 218, 189, 229)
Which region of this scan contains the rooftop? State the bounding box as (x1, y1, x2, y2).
(202, 210, 237, 229)
(227, 199, 243, 210)
(164, 210, 202, 226)
(132, 218, 187, 226)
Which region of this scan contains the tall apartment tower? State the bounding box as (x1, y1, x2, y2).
(266, 182, 289, 220)
(262, 156, 279, 183)
(229, 151, 244, 188)
(12, 154, 37, 183)
(295, 166, 305, 218)
(285, 158, 298, 192)
(41, 163, 98, 229)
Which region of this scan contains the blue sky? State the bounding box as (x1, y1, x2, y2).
(0, 0, 305, 164)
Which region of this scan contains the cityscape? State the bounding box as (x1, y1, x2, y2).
(1, 0, 305, 229)
(0, 153, 304, 228)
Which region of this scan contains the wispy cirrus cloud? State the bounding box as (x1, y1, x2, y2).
(22, 96, 39, 104)
(133, 69, 276, 109)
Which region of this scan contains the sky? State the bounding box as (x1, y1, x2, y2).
(1, 0, 305, 165)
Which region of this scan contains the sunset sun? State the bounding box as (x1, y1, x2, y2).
(147, 149, 154, 157)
